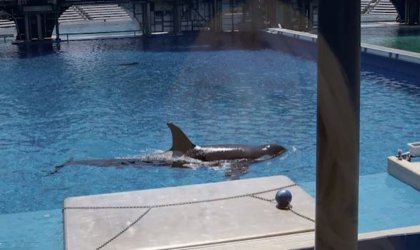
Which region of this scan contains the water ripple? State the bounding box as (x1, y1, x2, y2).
(0, 40, 419, 213)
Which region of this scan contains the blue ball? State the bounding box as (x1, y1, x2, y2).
(275, 189, 292, 209)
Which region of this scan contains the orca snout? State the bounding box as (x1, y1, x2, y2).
(262, 144, 286, 156)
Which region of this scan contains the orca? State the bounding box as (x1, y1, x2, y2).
(50, 123, 286, 178)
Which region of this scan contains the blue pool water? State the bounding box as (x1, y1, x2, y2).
(0, 39, 320, 214)
(301, 173, 420, 233)
(0, 37, 419, 248)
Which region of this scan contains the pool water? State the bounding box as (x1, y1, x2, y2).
(0, 37, 419, 248)
(0, 209, 62, 249)
(301, 173, 420, 233)
(0, 39, 320, 214)
(362, 26, 420, 53)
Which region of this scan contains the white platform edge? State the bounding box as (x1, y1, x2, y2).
(387, 156, 420, 190)
(63, 175, 316, 250)
(178, 225, 420, 249)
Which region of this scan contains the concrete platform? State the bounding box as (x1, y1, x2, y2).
(63, 175, 315, 250)
(187, 225, 420, 250)
(388, 156, 420, 190)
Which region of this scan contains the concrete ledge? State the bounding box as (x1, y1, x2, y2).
(361, 43, 420, 64)
(266, 28, 317, 43)
(359, 225, 420, 241)
(388, 156, 420, 190)
(63, 176, 315, 250)
(185, 225, 420, 249)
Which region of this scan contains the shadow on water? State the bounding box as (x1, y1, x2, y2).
(13, 41, 62, 58)
(2, 31, 273, 59)
(128, 32, 271, 51)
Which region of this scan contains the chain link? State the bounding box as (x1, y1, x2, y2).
(248, 192, 315, 224)
(249, 194, 276, 203)
(290, 208, 316, 223)
(63, 184, 297, 210)
(96, 208, 151, 250)
(63, 183, 311, 249)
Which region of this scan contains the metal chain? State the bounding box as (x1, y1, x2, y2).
(249, 193, 315, 223)
(96, 208, 151, 250)
(63, 183, 304, 249)
(63, 184, 297, 211)
(249, 194, 276, 203)
(290, 208, 316, 223)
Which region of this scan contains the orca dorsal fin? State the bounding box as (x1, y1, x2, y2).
(167, 123, 196, 153)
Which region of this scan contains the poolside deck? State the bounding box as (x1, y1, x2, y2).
(388, 156, 420, 190)
(63, 175, 316, 249)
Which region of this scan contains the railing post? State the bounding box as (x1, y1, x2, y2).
(24, 13, 31, 41)
(142, 2, 151, 36)
(55, 2, 60, 42)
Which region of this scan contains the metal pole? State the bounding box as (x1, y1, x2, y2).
(316, 0, 360, 249)
(406, 0, 420, 25)
(215, 0, 220, 32)
(36, 14, 42, 40)
(24, 14, 30, 41)
(230, 0, 234, 31)
(214, 0, 221, 32)
(174, 0, 181, 34)
(143, 2, 151, 35)
(55, 5, 60, 42)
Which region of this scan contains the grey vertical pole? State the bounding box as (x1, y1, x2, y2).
(173, 0, 181, 34)
(316, 0, 360, 249)
(132, 3, 141, 31)
(230, 0, 234, 31)
(406, 0, 420, 24)
(147, 2, 151, 35)
(308, 1, 313, 30)
(55, 6, 60, 42)
(405, 0, 411, 24)
(24, 14, 30, 41)
(143, 2, 151, 35)
(215, 0, 222, 32)
(132, 3, 136, 26)
(36, 14, 43, 40)
(251, 0, 257, 32)
(211, 0, 216, 31)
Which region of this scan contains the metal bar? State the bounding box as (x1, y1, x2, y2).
(405, 0, 420, 25)
(145, 2, 151, 35)
(24, 14, 30, 41)
(230, 0, 234, 31)
(55, 4, 60, 42)
(53, 18, 59, 40)
(316, 0, 360, 249)
(212, 0, 216, 31)
(59, 29, 142, 40)
(36, 14, 43, 40)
